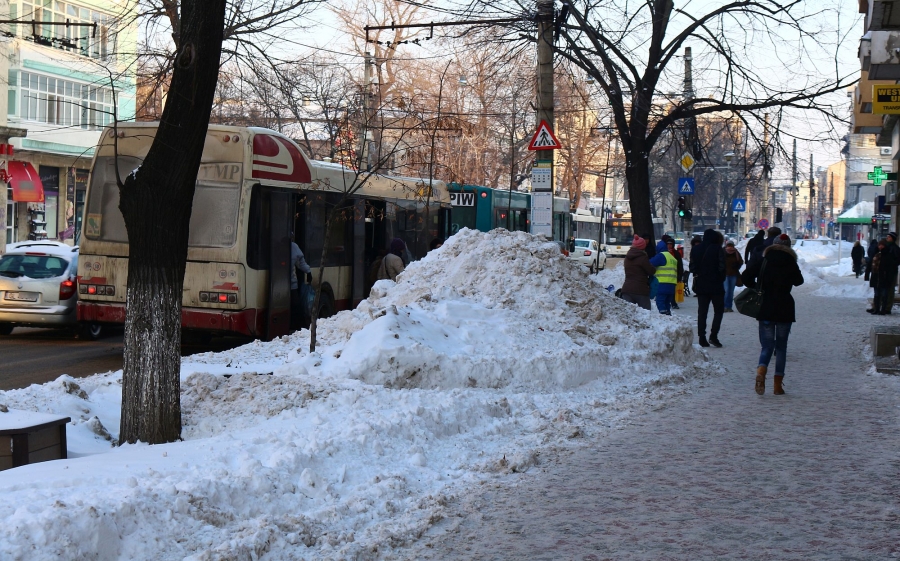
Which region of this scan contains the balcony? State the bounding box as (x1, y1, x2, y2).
(868, 30, 900, 79)
(866, 0, 900, 31)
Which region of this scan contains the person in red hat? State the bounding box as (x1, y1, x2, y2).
(619, 235, 656, 310)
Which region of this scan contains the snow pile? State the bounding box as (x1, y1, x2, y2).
(0, 228, 713, 561)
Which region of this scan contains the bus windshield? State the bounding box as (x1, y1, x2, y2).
(605, 219, 633, 244)
(83, 157, 243, 248)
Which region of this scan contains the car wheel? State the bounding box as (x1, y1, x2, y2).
(77, 322, 103, 341)
(0, 323, 13, 336)
(589, 262, 596, 275)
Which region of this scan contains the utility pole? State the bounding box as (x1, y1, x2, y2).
(791, 139, 797, 235)
(361, 51, 375, 171)
(809, 156, 815, 236)
(530, 0, 556, 238)
(682, 46, 695, 238)
(761, 114, 771, 230)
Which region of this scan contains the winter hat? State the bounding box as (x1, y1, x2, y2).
(889, 232, 898, 241)
(725, 240, 735, 247)
(389, 237, 406, 257)
(632, 235, 647, 250)
(775, 233, 791, 246)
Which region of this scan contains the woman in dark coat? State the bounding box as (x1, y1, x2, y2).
(741, 234, 804, 395)
(620, 235, 656, 310)
(868, 239, 886, 314)
(693, 229, 726, 348)
(851, 241, 865, 278)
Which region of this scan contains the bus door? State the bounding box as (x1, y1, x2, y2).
(352, 199, 366, 305)
(267, 190, 293, 340)
(363, 199, 387, 297)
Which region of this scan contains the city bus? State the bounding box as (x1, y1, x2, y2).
(76, 123, 450, 340)
(448, 184, 530, 234)
(572, 209, 604, 245)
(604, 214, 666, 257)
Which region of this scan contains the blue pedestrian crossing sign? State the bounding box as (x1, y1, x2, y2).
(732, 198, 747, 213)
(678, 178, 695, 195)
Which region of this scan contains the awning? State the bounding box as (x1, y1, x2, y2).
(837, 200, 874, 224)
(7, 161, 44, 203)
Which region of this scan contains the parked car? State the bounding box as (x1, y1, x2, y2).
(569, 238, 607, 274)
(0, 241, 102, 339)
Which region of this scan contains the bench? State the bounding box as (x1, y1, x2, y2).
(0, 409, 70, 471)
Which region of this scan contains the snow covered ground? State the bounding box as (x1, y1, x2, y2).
(0, 229, 717, 561)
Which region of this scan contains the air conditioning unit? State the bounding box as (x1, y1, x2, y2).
(882, 147, 893, 156)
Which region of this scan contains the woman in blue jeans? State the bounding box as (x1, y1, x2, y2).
(740, 234, 804, 395)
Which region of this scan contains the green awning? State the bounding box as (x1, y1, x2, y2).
(836, 216, 873, 224)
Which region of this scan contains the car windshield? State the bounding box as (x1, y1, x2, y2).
(0, 254, 70, 279)
(574, 239, 591, 248)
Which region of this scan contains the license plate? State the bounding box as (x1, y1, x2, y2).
(4, 291, 38, 302)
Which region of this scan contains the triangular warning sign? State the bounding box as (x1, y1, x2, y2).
(679, 181, 692, 193)
(528, 120, 562, 150)
(734, 201, 744, 211)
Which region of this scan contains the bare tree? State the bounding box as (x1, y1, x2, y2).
(117, 0, 227, 444)
(465, 0, 856, 246)
(117, 0, 324, 444)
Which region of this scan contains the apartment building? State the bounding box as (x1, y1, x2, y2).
(0, 0, 136, 250)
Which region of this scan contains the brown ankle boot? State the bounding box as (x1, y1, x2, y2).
(755, 366, 767, 395)
(773, 375, 785, 395)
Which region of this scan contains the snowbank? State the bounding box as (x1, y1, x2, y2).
(0, 229, 713, 561)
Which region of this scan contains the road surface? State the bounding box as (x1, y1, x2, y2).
(0, 327, 248, 391)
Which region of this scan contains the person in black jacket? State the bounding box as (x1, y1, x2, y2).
(746, 226, 782, 269)
(851, 241, 865, 278)
(744, 229, 765, 262)
(865, 237, 879, 281)
(741, 234, 804, 395)
(693, 229, 726, 348)
(875, 232, 900, 314)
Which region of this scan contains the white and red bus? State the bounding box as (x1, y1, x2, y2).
(76, 123, 450, 340)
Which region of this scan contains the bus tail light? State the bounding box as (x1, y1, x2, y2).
(79, 283, 116, 296)
(200, 291, 238, 304)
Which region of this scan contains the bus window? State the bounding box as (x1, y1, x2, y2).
(302, 192, 353, 268)
(188, 180, 241, 248)
(606, 219, 634, 244)
(246, 185, 268, 270)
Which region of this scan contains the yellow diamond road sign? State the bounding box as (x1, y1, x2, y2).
(680, 152, 695, 173)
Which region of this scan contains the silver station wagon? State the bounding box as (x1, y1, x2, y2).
(0, 241, 101, 338)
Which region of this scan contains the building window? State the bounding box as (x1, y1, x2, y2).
(17, 71, 113, 129)
(11, 0, 116, 61)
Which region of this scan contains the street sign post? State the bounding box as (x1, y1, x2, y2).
(732, 198, 747, 212)
(679, 152, 696, 173)
(678, 178, 695, 195)
(527, 120, 562, 150)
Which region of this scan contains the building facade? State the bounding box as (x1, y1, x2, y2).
(0, 0, 136, 251)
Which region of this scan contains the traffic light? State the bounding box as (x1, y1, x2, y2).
(810, 188, 815, 198)
(775, 207, 783, 223)
(682, 209, 692, 220)
(677, 196, 686, 217)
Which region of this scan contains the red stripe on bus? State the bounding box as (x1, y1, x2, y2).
(78, 302, 264, 338)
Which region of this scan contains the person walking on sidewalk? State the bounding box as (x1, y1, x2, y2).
(686, 235, 702, 296)
(851, 240, 865, 278)
(620, 235, 656, 310)
(869, 239, 886, 314)
(667, 238, 684, 309)
(741, 233, 804, 395)
(723, 240, 744, 312)
(650, 239, 678, 315)
(693, 229, 726, 348)
(875, 232, 900, 314)
(744, 229, 764, 263)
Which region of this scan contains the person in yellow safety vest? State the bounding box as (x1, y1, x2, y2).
(649, 238, 678, 315)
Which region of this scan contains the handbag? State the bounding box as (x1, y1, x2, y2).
(734, 260, 767, 319)
(675, 282, 685, 303)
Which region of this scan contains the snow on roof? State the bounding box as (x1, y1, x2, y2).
(838, 200, 874, 220)
(0, 228, 709, 559)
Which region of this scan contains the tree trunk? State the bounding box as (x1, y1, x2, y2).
(625, 151, 656, 256)
(118, 0, 226, 445)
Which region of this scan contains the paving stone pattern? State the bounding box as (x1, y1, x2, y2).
(399, 283, 900, 560)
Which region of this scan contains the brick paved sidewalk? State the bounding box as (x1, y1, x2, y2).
(398, 283, 900, 560)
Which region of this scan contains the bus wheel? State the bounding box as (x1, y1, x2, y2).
(318, 291, 336, 319)
(77, 322, 103, 341)
(0, 323, 13, 336)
